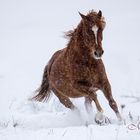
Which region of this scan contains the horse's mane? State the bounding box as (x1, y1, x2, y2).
(64, 30, 75, 39)
(64, 10, 104, 40)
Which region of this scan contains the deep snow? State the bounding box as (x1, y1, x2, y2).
(0, 0, 140, 139)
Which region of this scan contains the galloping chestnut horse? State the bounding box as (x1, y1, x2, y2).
(32, 10, 122, 123)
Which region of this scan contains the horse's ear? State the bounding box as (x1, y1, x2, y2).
(78, 12, 89, 21)
(97, 10, 102, 18)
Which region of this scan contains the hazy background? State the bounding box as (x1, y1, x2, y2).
(0, 0, 140, 116)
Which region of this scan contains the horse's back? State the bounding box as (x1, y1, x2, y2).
(47, 49, 63, 75)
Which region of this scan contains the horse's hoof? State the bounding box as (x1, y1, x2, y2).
(95, 117, 111, 125)
(95, 112, 111, 125)
(116, 112, 124, 125)
(95, 118, 104, 125)
(95, 112, 104, 125)
(117, 119, 124, 125)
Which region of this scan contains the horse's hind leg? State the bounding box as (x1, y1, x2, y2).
(84, 97, 94, 123)
(52, 88, 76, 110)
(85, 97, 92, 113)
(58, 95, 75, 110)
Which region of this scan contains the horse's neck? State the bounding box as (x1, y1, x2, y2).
(68, 26, 89, 53)
(66, 23, 97, 65)
(66, 41, 92, 65)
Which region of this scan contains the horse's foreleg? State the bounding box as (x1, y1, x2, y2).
(91, 93, 103, 113)
(85, 94, 103, 112)
(86, 94, 105, 124)
(74, 80, 103, 113)
(101, 81, 122, 121)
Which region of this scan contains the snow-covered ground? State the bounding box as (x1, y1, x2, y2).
(0, 0, 140, 139)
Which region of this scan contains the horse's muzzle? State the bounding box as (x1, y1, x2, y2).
(94, 50, 104, 58)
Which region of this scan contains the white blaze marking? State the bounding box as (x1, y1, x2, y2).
(92, 25, 98, 44)
(92, 25, 102, 59)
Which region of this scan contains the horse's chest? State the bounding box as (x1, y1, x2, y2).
(73, 64, 101, 81)
(90, 68, 101, 82)
(73, 64, 90, 78)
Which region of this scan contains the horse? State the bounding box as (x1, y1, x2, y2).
(32, 10, 122, 124)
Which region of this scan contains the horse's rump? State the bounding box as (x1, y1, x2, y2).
(47, 50, 63, 75)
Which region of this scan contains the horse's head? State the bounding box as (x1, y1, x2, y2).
(79, 10, 106, 59)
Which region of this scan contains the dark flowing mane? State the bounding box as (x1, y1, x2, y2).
(64, 10, 105, 41)
(64, 30, 75, 39)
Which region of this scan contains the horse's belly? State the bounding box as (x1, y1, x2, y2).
(49, 73, 87, 98)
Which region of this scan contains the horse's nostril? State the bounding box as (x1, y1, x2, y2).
(102, 50, 104, 55)
(94, 51, 97, 56)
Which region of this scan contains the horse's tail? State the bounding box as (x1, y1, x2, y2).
(31, 50, 62, 102)
(32, 65, 51, 102)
